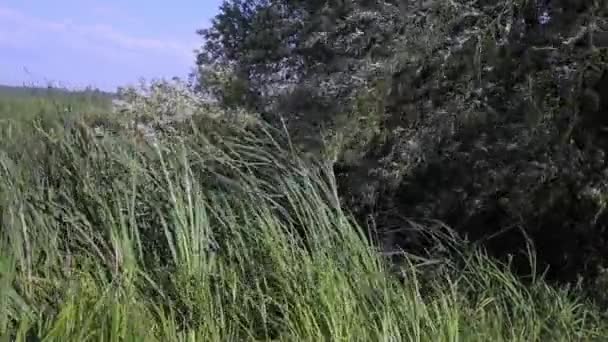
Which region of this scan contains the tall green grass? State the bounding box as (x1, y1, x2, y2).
(0, 113, 606, 341)
(0, 85, 112, 123)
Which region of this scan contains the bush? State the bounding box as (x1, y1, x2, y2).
(194, 0, 608, 302)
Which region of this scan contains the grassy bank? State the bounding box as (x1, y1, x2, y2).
(0, 100, 606, 340)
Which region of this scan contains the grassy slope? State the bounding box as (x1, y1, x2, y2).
(0, 96, 606, 341)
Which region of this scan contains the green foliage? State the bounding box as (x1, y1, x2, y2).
(1, 111, 607, 340)
(196, 0, 608, 302)
(332, 0, 608, 288)
(2, 0, 608, 338)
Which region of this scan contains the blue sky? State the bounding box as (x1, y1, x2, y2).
(0, 0, 223, 91)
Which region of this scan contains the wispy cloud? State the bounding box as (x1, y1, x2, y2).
(80, 24, 197, 58)
(0, 6, 198, 67)
(0, 7, 67, 47)
(90, 4, 142, 26)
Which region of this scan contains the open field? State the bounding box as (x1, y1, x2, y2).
(0, 85, 113, 124)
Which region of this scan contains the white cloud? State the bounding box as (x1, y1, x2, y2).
(90, 4, 142, 26)
(0, 6, 198, 73)
(0, 7, 67, 32)
(79, 24, 197, 60)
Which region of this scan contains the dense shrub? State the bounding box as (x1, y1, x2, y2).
(196, 0, 608, 294)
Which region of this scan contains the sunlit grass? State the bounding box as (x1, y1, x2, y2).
(0, 107, 606, 341)
(0, 85, 112, 123)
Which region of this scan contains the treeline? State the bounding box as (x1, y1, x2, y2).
(0, 84, 115, 100)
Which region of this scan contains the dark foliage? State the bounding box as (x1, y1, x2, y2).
(197, 0, 608, 295)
